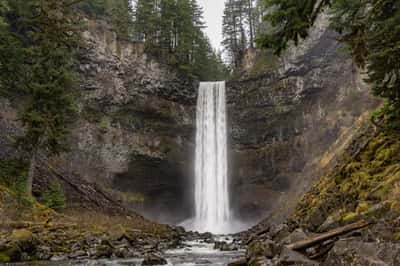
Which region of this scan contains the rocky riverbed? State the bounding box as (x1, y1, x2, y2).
(2, 228, 245, 266)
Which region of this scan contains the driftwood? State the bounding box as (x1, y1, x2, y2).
(286, 220, 371, 251)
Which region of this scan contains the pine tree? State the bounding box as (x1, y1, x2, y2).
(108, 0, 134, 39)
(135, 0, 159, 50)
(222, 0, 257, 67)
(77, 0, 106, 18)
(133, 0, 225, 80)
(0, 1, 26, 96)
(1, 0, 80, 195)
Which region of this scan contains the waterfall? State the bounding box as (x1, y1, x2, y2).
(193, 81, 231, 234)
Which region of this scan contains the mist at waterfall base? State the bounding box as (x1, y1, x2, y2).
(181, 81, 247, 235)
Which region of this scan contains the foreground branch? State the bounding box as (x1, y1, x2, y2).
(286, 220, 371, 251)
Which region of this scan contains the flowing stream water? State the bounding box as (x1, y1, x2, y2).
(12, 238, 244, 266)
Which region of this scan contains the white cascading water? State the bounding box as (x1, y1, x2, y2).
(193, 81, 231, 234)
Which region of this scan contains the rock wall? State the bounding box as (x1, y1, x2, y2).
(227, 13, 380, 224)
(0, 19, 197, 224)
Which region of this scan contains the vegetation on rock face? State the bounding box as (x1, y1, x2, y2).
(291, 130, 400, 236)
(259, 0, 400, 130)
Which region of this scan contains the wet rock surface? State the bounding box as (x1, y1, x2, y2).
(323, 238, 400, 266)
(0, 18, 197, 224)
(237, 217, 400, 266)
(0, 221, 187, 263)
(141, 253, 168, 265)
(227, 11, 380, 223)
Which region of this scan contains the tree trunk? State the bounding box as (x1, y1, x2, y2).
(286, 220, 371, 251)
(247, 0, 254, 48)
(26, 150, 37, 196)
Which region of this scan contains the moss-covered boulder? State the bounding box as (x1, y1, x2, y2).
(247, 240, 280, 259)
(10, 229, 37, 252)
(0, 244, 22, 263)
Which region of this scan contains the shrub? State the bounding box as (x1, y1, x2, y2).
(39, 180, 67, 211)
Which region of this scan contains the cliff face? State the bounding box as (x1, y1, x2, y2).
(0, 19, 197, 223)
(74, 20, 198, 223)
(227, 13, 380, 224)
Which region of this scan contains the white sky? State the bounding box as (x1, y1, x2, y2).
(198, 0, 225, 51)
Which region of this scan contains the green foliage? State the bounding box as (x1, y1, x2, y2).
(39, 180, 67, 211)
(372, 101, 400, 131)
(293, 132, 400, 231)
(1, 0, 80, 155)
(0, 1, 27, 98)
(77, 0, 135, 39)
(77, 0, 107, 18)
(0, 0, 81, 195)
(258, 0, 329, 54)
(134, 0, 228, 80)
(0, 159, 28, 194)
(192, 33, 230, 81)
(259, 0, 400, 129)
(222, 0, 258, 67)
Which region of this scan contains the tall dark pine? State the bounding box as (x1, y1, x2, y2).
(11, 0, 79, 195)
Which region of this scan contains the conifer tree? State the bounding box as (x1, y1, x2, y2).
(1, 0, 80, 195)
(222, 0, 257, 67)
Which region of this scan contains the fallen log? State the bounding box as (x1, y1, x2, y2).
(286, 220, 371, 251)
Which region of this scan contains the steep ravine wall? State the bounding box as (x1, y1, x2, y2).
(71, 20, 197, 223)
(227, 13, 380, 224)
(0, 19, 197, 224)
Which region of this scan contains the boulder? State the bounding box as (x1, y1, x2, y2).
(270, 224, 290, 242)
(318, 215, 340, 232)
(276, 246, 319, 265)
(214, 241, 239, 251)
(279, 228, 309, 245)
(323, 239, 400, 265)
(247, 240, 281, 259)
(248, 256, 275, 266)
(142, 253, 168, 265)
(93, 244, 113, 258)
(10, 229, 37, 252)
(0, 244, 21, 263)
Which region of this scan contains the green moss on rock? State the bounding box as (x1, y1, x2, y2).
(291, 131, 400, 232)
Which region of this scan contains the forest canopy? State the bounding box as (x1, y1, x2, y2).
(77, 0, 229, 81)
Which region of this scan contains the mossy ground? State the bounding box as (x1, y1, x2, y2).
(291, 131, 400, 237)
(0, 183, 173, 263)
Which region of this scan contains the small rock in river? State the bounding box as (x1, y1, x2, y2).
(142, 253, 168, 265)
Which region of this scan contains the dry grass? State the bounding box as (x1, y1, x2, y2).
(59, 210, 171, 236)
